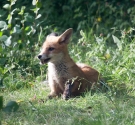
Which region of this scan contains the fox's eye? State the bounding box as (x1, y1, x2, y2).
(48, 47, 55, 51)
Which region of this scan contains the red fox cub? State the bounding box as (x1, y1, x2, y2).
(38, 28, 100, 99)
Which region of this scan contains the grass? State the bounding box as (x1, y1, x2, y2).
(1, 83, 135, 125)
(0, 29, 135, 125)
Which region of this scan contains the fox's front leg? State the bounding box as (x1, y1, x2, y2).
(63, 78, 85, 99)
(48, 81, 62, 99)
(63, 80, 73, 100)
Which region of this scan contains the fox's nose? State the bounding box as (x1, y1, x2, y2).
(38, 55, 42, 59)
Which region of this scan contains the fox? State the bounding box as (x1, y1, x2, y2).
(38, 28, 101, 100)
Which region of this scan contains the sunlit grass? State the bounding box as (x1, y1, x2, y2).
(1, 82, 135, 125)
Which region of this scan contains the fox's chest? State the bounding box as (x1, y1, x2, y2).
(48, 62, 70, 84)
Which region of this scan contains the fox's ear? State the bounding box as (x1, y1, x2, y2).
(59, 28, 73, 44)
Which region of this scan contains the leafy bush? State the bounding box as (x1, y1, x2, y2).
(0, 0, 46, 88)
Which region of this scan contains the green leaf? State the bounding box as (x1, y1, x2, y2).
(24, 13, 34, 22)
(0, 32, 3, 36)
(27, 26, 36, 35)
(35, 14, 41, 19)
(3, 4, 10, 10)
(0, 96, 3, 110)
(0, 9, 6, 18)
(0, 21, 7, 29)
(3, 101, 19, 112)
(0, 35, 8, 42)
(7, 14, 12, 24)
(0, 66, 3, 72)
(18, 39, 22, 43)
(3, 64, 15, 74)
(13, 25, 21, 34)
(18, 6, 26, 15)
(4, 36, 12, 46)
(0, 58, 7, 67)
(112, 35, 122, 50)
(25, 26, 30, 31)
(11, 0, 17, 6)
(36, 1, 42, 8)
(31, 7, 40, 14)
(11, 8, 18, 15)
(32, 0, 38, 5)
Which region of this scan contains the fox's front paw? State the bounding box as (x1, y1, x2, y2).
(62, 94, 70, 100)
(47, 92, 58, 99)
(47, 95, 53, 99)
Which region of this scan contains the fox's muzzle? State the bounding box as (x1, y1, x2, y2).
(38, 54, 51, 64)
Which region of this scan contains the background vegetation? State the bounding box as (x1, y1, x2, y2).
(0, 0, 135, 124)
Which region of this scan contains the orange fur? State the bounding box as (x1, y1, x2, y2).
(38, 28, 100, 99)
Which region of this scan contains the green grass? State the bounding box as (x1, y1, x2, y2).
(1, 83, 135, 125)
(1, 29, 135, 125)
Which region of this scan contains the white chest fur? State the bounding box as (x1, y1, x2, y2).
(48, 62, 70, 84)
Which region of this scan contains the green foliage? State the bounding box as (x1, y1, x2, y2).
(0, 0, 48, 88)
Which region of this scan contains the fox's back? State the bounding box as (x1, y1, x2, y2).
(77, 63, 99, 83)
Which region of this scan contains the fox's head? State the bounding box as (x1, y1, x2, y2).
(38, 28, 73, 64)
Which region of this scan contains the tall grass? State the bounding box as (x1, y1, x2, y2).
(71, 29, 135, 87)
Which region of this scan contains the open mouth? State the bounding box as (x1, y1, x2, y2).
(40, 58, 51, 64)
